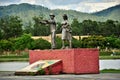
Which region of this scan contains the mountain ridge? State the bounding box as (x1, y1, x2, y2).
(92, 4, 120, 16)
(0, 3, 120, 25)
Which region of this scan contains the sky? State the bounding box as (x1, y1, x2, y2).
(0, 0, 120, 13)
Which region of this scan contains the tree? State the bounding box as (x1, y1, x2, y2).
(81, 20, 98, 35)
(0, 16, 23, 39)
(104, 20, 116, 36)
(115, 22, 120, 37)
(23, 21, 33, 35)
(33, 16, 50, 36)
(71, 18, 81, 35)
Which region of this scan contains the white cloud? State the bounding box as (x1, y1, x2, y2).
(20, 0, 36, 4)
(45, 0, 120, 13)
(74, 1, 120, 13)
(0, 0, 119, 13)
(44, 1, 119, 13)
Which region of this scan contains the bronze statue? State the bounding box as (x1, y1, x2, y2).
(61, 14, 72, 49)
(40, 13, 56, 49)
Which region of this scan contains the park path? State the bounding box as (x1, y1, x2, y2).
(0, 72, 120, 80)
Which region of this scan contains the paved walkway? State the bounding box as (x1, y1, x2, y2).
(0, 72, 120, 80)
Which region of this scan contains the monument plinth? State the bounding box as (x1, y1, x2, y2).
(29, 48, 99, 74)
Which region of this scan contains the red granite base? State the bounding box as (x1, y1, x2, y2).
(29, 48, 99, 74)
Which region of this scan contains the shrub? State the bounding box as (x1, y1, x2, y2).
(31, 38, 51, 50)
(14, 34, 34, 50)
(81, 36, 107, 49)
(72, 38, 81, 48)
(114, 38, 120, 49)
(56, 36, 62, 49)
(0, 39, 12, 54)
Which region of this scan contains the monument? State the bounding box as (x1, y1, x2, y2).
(15, 14, 99, 75)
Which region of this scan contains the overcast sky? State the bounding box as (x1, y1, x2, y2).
(0, 0, 120, 13)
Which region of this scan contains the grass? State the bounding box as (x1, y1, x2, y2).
(0, 51, 120, 62)
(100, 69, 120, 73)
(100, 51, 120, 56)
(0, 58, 28, 62)
(99, 51, 120, 59)
(100, 56, 120, 59)
(0, 52, 29, 62)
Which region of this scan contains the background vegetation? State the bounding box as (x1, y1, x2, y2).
(0, 3, 120, 57)
(0, 15, 120, 55)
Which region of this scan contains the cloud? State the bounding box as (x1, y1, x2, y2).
(0, 0, 19, 3)
(0, 0, 119, 13)
(19, 0, 36, 4)
(73, 1, 120, 13)
(0, 0, 20, 5)
(34, 0, 120, 13)
(47, 0, 120, 13)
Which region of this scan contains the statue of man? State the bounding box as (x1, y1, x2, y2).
(61, 14, 72, 49)
(40, 13, 56, 49)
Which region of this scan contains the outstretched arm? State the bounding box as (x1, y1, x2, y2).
(39, 20, 49, 24)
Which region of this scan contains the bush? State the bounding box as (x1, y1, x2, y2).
(31, 38, 51, 50)
(0, 39, 13, 54)
(81, 36, 107, 49)
(56, 36, 62, 49)
(14, 34, 34, 50)
(72, 38, 81, 48)
(114, 38, 120, 49)
(100, 51, 112, 56)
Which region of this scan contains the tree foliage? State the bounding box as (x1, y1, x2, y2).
(0, 16, 23, 39)
(71, 19, 120, 37)
(33, 16, 50, 36)
(31, 38, 51, 50)
(14, 34, 34, 51)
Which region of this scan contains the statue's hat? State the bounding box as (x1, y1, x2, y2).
(49, 13, 55, 17)
(63, 14, 67, 17)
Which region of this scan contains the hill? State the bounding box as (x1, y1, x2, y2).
(0, 3, 120, 26)
(92, 4, 120, 21)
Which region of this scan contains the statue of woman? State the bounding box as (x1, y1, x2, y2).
(61, 14, 72, 49)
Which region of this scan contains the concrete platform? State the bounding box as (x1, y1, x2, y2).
(30, 48, 99, 74)
(0, 72, 120, 80)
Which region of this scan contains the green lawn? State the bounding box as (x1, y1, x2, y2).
(0, 51, 120, 62)
(0, 52, 29, 62)
(100, 56, 120, 59)
(0, 58, 28, 62)
(100, 69, 120, 73)
(0, 56, 120, 62)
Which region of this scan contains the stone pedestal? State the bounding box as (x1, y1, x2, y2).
(29, 48, 99, 74)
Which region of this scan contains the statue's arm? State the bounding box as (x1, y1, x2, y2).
(39, 20, 49, 24)
(62, 22, 69, 28)
(48, 20, 56, 25)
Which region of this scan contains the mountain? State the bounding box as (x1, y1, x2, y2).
(0, 3, 51, 25)
(92, 4, 120, 21)
(0, 3, 120, 26)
